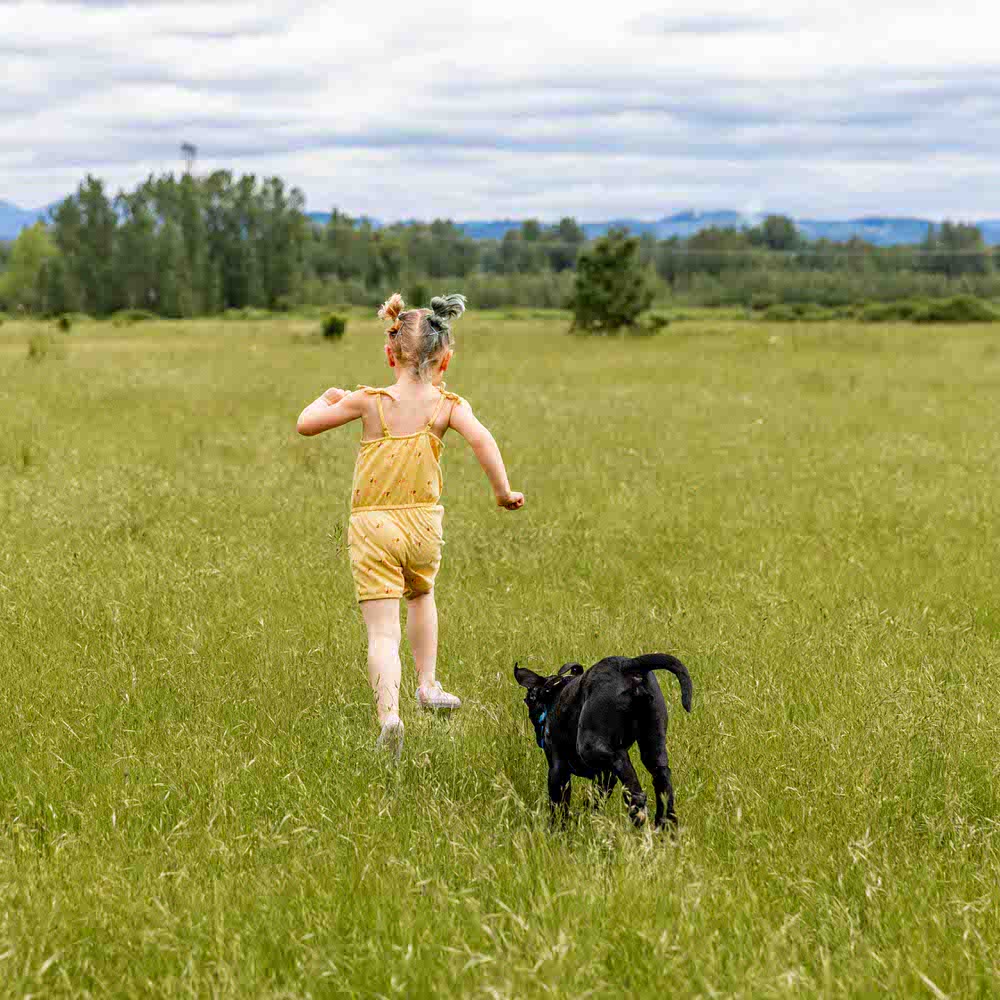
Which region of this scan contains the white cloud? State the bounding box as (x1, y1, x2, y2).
(1, 0, 999, 219)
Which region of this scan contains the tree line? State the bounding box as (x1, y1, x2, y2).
(1, 170, 999, 317)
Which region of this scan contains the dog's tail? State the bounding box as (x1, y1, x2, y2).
(627, 654, 693, 712)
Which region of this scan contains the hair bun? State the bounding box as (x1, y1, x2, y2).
(429, 293, 467, 324)
(378, 292, 405, 331)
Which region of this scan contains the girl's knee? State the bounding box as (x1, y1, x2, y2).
(368, 629, 400, 651)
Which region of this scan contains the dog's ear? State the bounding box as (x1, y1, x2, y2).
(558, 662, 584, 678)
(514, 664, 544, 689)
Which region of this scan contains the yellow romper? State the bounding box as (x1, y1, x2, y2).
(347, 385, 463, 602)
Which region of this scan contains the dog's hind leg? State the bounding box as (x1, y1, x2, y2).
(637, 728, 676, 830)
(606, 752, 648, 827)
(579, 732, 647, 826)
(547, 761, 571, 826)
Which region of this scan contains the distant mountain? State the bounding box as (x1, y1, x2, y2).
(427, 212, 998, 246)
(581, 210, 750, 240)
(6, 200, 1000, 246)
(454, 220, 523, 240)
(306, 211, 383, 229)
(795, 217, 933, 246)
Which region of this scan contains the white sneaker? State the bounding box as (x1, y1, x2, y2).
(376, 714, 404, 759)
(416, 682, 462, 711)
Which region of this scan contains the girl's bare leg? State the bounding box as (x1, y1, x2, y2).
(408, 590, 461, 709)
(360, 598, 402, 724)
(406, 591, 438, 692)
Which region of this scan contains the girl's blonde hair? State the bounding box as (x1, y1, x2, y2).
(377, 292, 466, 380)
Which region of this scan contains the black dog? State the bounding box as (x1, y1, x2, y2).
(514, 654, 693, 829)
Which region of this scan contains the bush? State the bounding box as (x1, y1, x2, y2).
(636, 311, 671, 335)
(915, 295, 998, 323)
(750, 291, 778, 311)
(56, 314, 72, 332)
(570, 231, 654, 333)
(858, 299, 927, 322)
(856, 296, 998, 324)
(321, 313, 347, 338)
(760, 302, 841, 322)
(111, 308, 157, 326)
(761, 303, 801, 322)
(796, 304, 840, 321)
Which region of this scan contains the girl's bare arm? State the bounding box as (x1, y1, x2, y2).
(296, 388, 365, 436)
(449, 402, 524, 509)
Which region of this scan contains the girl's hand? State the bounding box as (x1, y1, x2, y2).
(322, 386, 347, 405)
(496, 490, 525, 511)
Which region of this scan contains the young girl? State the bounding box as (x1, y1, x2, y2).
(296, 292, 524, 756)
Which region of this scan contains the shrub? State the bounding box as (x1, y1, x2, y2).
(570, 231, 654, 333)
(321, 313, 347, 339)
(760, 301, 846, 322)
(796, 304, 840, 321)
(856, 296, 998, 324)
(56, 314, 72, 332)
(636, 311, 671, 335)
(914, 294, 998, 323)
(858, 299, 927, 322)
(750, 291, 778, 311)
(762, 303, 800, 322)
(111, 308, 157, 326)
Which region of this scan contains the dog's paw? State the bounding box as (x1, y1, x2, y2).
(630, 808, 648, 828)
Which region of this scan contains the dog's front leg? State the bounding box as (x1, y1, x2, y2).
(547, 761, 571, 826)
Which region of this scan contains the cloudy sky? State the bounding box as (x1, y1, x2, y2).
(2, 0, 998, 220)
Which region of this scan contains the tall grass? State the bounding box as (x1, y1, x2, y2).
(1, 313, 998, 996)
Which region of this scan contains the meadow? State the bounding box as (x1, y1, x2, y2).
(1, 310, 999, 997)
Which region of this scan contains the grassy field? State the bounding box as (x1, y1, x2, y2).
(1, 311, 999, 997)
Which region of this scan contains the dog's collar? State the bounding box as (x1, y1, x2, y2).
(536, 709, 548, 749)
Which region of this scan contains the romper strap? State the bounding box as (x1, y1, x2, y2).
(427, 385, 463, 428)
(356, 385, 394, 437)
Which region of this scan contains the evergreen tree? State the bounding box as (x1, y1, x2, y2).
(571, 229, 653, 333)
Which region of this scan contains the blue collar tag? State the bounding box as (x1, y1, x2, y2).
(536, 709, 548, 749)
